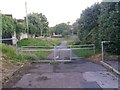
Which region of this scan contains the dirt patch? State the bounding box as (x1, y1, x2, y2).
(1, 55, 24, 85)
(2, 62, 36, 88)
(87, 54, 101, 63)
(87, 53, 119, 63)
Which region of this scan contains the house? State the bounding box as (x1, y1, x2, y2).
(4, 14, 13, 18)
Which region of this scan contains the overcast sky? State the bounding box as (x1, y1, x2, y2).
(0, 0, 102, 26)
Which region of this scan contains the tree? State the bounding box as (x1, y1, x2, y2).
(72, 19, 79, 35)
(75, 2, 120, 55)
(27, 13, 49, 37)
(51, 23, 71, 37)
(2, 15, 16, 38)
(15, 19, 26, 39)
(99, 2, 120, 54)
(77, 3, 100, 44)
(2, 15, 16, 44)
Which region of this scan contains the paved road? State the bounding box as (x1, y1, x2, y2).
(3, 41, 119, 89)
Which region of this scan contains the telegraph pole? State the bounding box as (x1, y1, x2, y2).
(25, 1, 29, 38)
(0, 10, 2, 44)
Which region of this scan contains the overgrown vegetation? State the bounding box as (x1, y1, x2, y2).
(1, 38, 61, 62)
(1, 44, 52, 64)
(2, 13, 50, 42)
(73, 2, 120, 55)
(1, 44, 26, 63)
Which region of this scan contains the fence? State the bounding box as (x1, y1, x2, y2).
(18, 44, 95, 62)
(0, 38, 95, 62)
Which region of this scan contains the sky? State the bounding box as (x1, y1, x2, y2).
(0, 0, 102, 27)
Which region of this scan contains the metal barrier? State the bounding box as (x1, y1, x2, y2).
(18, 44, 95, 62)
(19, 46, 71, 61)
(69, 44, 95, 59)
(100, 41, 119, 75)
(0, 39, 95, 62)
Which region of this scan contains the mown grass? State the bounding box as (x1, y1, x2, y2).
(73, 49, 95, 57)
(18, 38, 61, 47)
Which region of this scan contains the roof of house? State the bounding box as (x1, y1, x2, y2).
(4, 14, 13, 18)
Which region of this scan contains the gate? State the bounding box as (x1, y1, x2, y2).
(69, 44, 95, 60)
(0, 38, 95, 62)
(18, 44, 95, 62)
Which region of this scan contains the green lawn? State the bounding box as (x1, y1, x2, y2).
(73, 49, 95, 57)
(18, 38, 61, 47)
(64, 38, 77, 46)
(65, 38, 95, 57)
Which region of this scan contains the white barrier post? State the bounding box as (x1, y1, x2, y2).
(70, 45, 72, 60)
(54, 46, 56, 61)
(94, 44, 95, 54)
(101, 41, 110, 61)
(101, 42, 104, 61)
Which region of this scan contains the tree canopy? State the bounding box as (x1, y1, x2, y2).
(28, 13, 49, 36)
(2, 12, 50, 40)
(2, 15, 16, 38)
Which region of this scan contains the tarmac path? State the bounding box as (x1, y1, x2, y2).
(3, 41, 119, 89)
(47, 40, 76, 60)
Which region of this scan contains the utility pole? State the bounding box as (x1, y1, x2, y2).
(70, 25, 73, 36)
(25, 1, 29, 38)
(0, 10, 1, 35)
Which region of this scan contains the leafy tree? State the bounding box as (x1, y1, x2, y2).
(72, 20, 79, 35)
(51, 23, 71, 36)
(75, 2, 120, 55)
(2, 15, 15, 38)
(27, 13, 49, 37)
(2, 15, 16, 44)
(15, 20, 26, 39)
(77, 3, 100, 45)
(99, 2, 120, 55)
